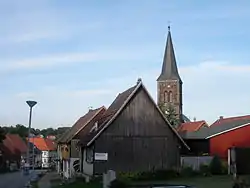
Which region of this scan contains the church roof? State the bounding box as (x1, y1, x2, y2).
(157, 26, 182, 82)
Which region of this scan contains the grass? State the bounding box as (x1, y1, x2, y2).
(30, 181, 39, 188)
(52, 181, 102, 188)
(52, 175, 234, 188)
(166, 175, 234, 188)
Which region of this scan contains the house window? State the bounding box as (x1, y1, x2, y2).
(90, 122, 98, 133)
(86, 148, 94, 164)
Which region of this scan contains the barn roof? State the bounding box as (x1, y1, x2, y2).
(84, 79, 189, 149)
(178, 120, 208, 133)
(206, 115, 250, 139)
(57, 106, 106, 144)
(182, 115, 250, 139)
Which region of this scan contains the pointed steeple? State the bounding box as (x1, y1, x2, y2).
(157, 26, 182, 82)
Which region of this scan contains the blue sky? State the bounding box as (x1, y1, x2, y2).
(1, 0, 250, 129)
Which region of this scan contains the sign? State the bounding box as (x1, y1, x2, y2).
(94, 153, 108, 161)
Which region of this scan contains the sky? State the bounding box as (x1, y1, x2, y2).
(1, 0, 250, 129)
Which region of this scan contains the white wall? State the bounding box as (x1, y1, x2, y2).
(82, 149, 93, 176)
(42, 150, 50, 168)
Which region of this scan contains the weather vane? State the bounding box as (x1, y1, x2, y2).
(168, 21, 171, 31)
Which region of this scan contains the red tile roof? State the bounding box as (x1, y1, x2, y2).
(3, 135, 18, 155)
(211, 115, 250, 127)
(178, 120, 208, 132)
(6, 134, 27, 153)
(29, 137, 56, 151)
(45, 138, 57, 150)
(0, 134, 26, 160)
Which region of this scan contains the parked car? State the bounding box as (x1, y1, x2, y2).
(152, 186, 195, 188)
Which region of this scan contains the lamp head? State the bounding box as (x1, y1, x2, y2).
(26, 101, 37, 108)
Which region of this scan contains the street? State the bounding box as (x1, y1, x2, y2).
(0, 170, 46, 188)
(0, 170, 30, 188)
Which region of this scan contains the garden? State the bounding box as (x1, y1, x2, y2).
(52, 156, 250, 188)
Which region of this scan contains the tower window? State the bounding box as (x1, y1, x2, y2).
(164, 91, 168, 102)
(169, 91, 173, 102)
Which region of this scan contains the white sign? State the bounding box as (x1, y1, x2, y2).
(94, 153, 108, 161)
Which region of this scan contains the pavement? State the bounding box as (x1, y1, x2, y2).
(0, 169, 48, 188)
(38, 171, 60, 188)
(0, 170, 31, 188)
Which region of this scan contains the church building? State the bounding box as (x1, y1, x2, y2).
(157, 26, 190, 124)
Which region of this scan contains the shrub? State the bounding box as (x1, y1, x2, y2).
(109, 179, 128, 188)
(118, 169, 179, 181)
(199, 164, 211, 176)
(153, 169, 179, 180)
(221, 160, 228, 175)
(180, 166, 196, 177)
(209, 155, 223, 175)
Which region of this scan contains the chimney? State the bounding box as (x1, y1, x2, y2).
(219, 116, 223, 120)
(193, 117, 196, 122)
(88, 106, 93, 111)
(137, 78, 142, 85)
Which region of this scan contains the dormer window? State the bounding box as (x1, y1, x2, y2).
(90, 121, 98, 133)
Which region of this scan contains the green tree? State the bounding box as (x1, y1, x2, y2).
(159, 104, 179, 128)
(209, 155, 223, 175)
(0, 126, 6, 143)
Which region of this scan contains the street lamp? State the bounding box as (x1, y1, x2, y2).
(26, 100, 37, 173)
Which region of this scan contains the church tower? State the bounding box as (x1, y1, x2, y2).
(157, 26, 183, 122)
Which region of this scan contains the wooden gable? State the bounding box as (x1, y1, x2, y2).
(92, 81, 187, 173)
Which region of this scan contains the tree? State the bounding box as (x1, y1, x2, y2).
(0, 126, 6, 143)
(159, 103, 179, 128)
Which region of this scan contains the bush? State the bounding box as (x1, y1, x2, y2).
(109, 179, 128, 188)
(180, 166, 196, 177)
(153, 169, 179, 180)
(209, 155, 223, 175)
(221, 160, 228, 175)
(118, 169, 179, 181)
(199, 164, 211, 176)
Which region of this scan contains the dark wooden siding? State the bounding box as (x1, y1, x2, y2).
(76, 109, 106, 139)
(70, 139, 80, 158)
(94, 87, 181, 174)
(181, 139, 210, 156)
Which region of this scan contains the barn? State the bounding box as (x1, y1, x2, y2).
(178, 121, 210, 156)
(208, 115, 250, 160)
(80, 79, 189, 176)
(181, 115, 250, 160)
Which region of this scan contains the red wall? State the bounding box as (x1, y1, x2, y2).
(210, 125, 250, 159)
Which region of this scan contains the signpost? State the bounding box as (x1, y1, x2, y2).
(94, 153, 108, 161)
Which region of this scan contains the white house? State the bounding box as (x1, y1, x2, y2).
(29, 136, 57, 169)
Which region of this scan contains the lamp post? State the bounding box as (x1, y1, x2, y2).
(26, 100, 37, 173)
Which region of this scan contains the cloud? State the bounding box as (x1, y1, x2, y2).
(65, 89, 113, 97)
(4, 52, 100, 70)
(0, 47, 154, 72)
(1, 60, 250, 128)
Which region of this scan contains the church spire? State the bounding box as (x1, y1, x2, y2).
(157, 26, 182, 82)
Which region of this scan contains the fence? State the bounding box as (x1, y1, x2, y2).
(181, 156, 213, 171)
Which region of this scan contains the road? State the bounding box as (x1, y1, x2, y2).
(0, 170, 35, 188)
